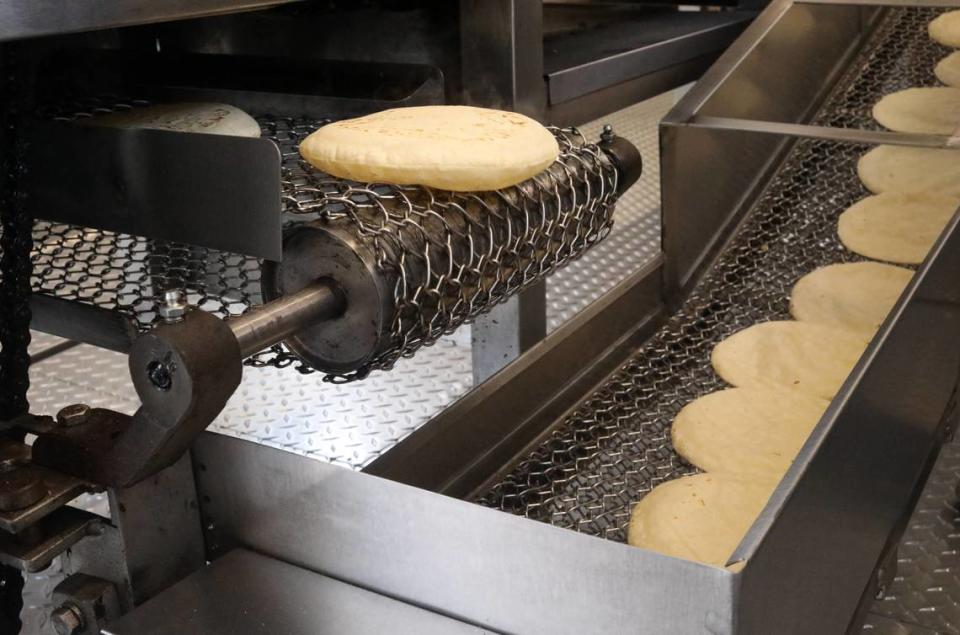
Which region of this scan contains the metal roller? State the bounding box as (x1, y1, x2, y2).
(257, 128, 641, 381)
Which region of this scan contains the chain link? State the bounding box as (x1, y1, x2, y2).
(0, 41, 29, 635)
(0, 45, 32, 421)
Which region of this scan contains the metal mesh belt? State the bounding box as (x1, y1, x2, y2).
(250, 122, 619, 381)
(476, 7, 945, 542)
(27, 117, 618, 382)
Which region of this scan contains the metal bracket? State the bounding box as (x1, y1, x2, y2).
(50, 573, 121, 635)
(31, 310, 243, 488)
(0, 507, 103, 573)
(22, 120, 283, 260)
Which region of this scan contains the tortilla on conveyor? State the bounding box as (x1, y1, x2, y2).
(789, 262, 913, 334)
(711, 321, 870, 400)
(92, 102, 261, 137)
(872, 87, 960, 134)
(936, 51, 960, 87)
(671, 387, 828, 480)
(837, 192, 958, 264)
(857, 144, 960, 198)
(627, 472, 776, 567)
(929, 10, 960, 48)
(298, 105, 560, 192)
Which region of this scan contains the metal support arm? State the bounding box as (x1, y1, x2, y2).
(29, 281, 343, 488)
(30, 310, 243, 488)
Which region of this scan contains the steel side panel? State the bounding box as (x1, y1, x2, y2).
(103, 549, 488, 635)
(661, 124, 789, 297)
(193, 433, 735, 635)
(661, 1, 875, 295)
(734, 211, 960, 634)
(23, 122, 283, 260)
(664, 0, 873, 125)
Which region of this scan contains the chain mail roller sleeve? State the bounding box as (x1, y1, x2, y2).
(261, 128, 640, 382)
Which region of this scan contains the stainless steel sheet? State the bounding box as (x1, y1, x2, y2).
(102, 549, 489, 635)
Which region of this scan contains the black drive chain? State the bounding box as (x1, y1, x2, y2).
(0, 42, 31, 635)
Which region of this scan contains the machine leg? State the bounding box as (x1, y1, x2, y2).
(471, 281, 547, 384)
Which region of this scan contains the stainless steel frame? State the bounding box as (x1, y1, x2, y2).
(187, 2, 960, 633)
(194, 432, 738, 634)
(661, 1, 879, 296)
(193, 210, 960, 634)
(10, 0, 960, 632)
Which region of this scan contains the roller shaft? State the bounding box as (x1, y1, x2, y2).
(262, 128, 640, 380)
(228, 281, 343, 358)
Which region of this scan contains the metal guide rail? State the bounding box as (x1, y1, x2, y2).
(477, 6, 947, 541)
(23, 117, 625, 382)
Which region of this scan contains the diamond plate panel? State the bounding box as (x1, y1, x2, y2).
(27, 337, 471, 471)
(28, 345, 140, 415)
(216, 339, 472, 468)
(27, 331, 67, 358)
(862, 613, 944, 635)
(862, 439, 960, 634)
(546, 92, 670, 330)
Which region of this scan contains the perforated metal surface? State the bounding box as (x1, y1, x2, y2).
(477, 6, 943, 544)
(545, 93, 669, 330)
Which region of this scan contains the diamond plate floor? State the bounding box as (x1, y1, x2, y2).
(861, 438, 960, 634)
(545, 91, 671, 331)
(27, 336, 471, 471)
(27, 331, 69, 358)
(24, 90, 673, 468)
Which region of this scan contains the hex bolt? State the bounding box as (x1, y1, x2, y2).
(56, 404, 91, 427)
(50, 603, 84, 635)
(158, 288, 188, 323)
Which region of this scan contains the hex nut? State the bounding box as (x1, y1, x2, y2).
(56, 404, 91, 427)
(50, 603, 83, 635)
(159, 288, 188, 323)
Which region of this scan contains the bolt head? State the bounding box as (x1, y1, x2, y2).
(50, 604, 83, 635)
(147, 360, 174, 391)
(56, 404, 91, 427)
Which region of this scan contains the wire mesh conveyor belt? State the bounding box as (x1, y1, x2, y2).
(476, 7, 947, 541)
(25, 120, 620, 381)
